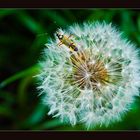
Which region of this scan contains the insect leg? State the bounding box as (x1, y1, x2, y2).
(57, 41, 63, 46)
(68, 34, 74, 39)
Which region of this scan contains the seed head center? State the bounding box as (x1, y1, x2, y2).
(71, 50, 109, 90)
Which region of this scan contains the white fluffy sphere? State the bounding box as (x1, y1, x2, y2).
(37, 22, 140, 129)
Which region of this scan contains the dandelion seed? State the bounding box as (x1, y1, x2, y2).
(36, 22, 140, 129)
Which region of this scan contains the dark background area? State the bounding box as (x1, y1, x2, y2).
(0, 9, 140, 130)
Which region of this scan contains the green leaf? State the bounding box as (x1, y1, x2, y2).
(0, 9, 16, 18)
(0, 64, 40, 88)
(43, 10, 69, 26)
(33, 119, 64, 130)
(17, 11, 46, 34)
(0, 105, 13, 117)
(21, 103, 47, 128)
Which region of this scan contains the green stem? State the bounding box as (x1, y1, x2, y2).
(0, 64, 40, 88)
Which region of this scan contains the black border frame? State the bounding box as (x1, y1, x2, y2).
(0, 0, 140, 8)
(0, 0, 140, 139)
(0, 131, 140, 139)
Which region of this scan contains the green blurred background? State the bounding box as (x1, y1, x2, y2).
(0, 9, 140, 130)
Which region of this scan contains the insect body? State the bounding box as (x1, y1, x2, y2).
(56, 31, 78, 52)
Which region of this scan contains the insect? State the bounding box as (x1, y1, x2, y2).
(56, 31, 78, 52)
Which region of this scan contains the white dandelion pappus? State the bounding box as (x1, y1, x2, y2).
(36, 22, 140, 129)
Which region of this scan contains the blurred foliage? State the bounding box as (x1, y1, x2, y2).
(0, 9, 140, 130)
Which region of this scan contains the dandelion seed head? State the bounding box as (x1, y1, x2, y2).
(37, 22, 140, 129)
